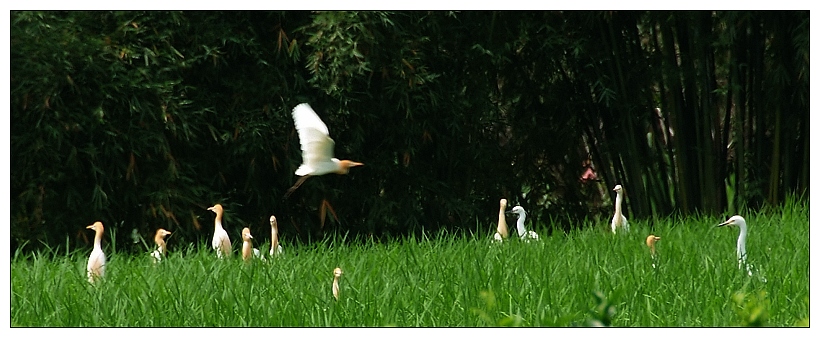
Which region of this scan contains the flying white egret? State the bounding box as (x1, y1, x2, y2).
(332, 267, 343, 301)
(208, 204, 232, 258)
(269, 215, 283, 256)
(508, 206, 539, 241)
(717, 215, 754, 276)
(241, 227, 265, 262)
(611, 185, 629, 233)
(150, 228, 172, 263)
(284, 103, 363, 198)
(85, 221, 106, 284)
(646, 234, 660, 268)
(493, 198, 509, 242)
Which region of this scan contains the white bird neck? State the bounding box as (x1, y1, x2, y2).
(614, 190, 624, 216)
(516, 213, 528, 237)
(214, 218, 225, 231)
(736, 222, 748, 262)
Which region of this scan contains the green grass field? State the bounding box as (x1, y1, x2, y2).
(11, 199, 809, 327)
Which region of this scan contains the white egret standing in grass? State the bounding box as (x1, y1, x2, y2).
(269, 215, 283, 256)
(718, 215, 754, 276)
(208, 204, 232, 258)
(332, 267, 343, 301)
(150, 228, 172, 264)
(646, 235, 660, 268)
(611, 185, 629, 233)
(284, 103, 363, 198)
(493, 198, 509, 242)
(508, 206, 539, 241)
(85, 221, 106, 284)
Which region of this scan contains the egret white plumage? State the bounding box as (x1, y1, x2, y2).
(150, 228, 172, 263)
(285, 103, 363, 198)
(241, 227, 264, 262)
(717, 215, 754, 276)
(646, 235, 660, 268)
(332, 267, 343, 301)
(269, 215, 283, 256)
(508, 206, 539, 241)
(208, 204, 232, 258)
(85, 221, 106, 284)
(493, 198, 509, 242)
(611, 185, 629, 233)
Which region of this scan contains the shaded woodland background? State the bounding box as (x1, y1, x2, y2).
(10, 11, 809, 253)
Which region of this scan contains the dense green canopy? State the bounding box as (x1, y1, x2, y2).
(10, 11, 809, 252)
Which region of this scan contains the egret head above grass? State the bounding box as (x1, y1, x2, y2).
(494, 198, 509, 242)
(645, 234, 661, 269)
(85, 221, 106, 284)
(645, 234, 660, 256)
(332, 267, 343, 301)
(270, 215, 283, 256)
(611, 185, 629, 233)
(241, 227, 265, 262)
(718, 215, 752, 276)
(150, 228, 172, 263)
(241, 227, 254, 262)
(208, 204, 232, 258)
(507, 206, 539, 241)
(645, 234, 661, 268)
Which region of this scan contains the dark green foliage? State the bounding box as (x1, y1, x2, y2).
(10, 11, 809, 253)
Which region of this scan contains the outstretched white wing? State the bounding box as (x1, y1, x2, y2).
(293, 103, 329, 135)
(292, 103, 338, 176)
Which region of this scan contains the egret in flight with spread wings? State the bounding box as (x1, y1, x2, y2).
(611, 185, 629, 233)
(150, 228, 172, 263)
(508, 206, 539, 242)
(86, 221, 106, 284)
(493, 198, 509, 242)
(269, 215, 283, 256)
(208, 204, 232, 258)
(285, 103, 363, 198)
